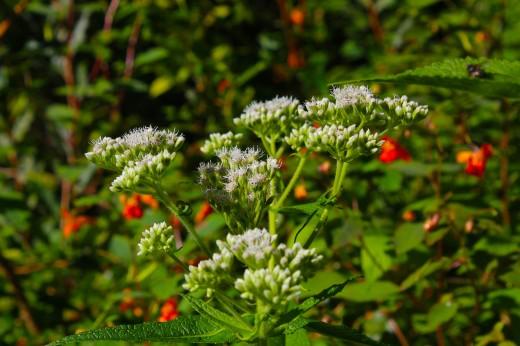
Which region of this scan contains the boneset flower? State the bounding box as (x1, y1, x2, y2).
(182, 242, 235, 297)
(198, 147, 279, 233)
(234, 96, 300, 140)
(137, 222, 176, 256)
(200, 132, 243, 156)
(86, 127, 184, 193)
(286, 123, 383, 162)
(183, 228, 322, 314)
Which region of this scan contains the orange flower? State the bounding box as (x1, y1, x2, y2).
(195, 201, 213, 225)
(402, 210, 416, 222)
(120, 193, 159, 220)
(289, 8, 305, 26)
(62, 209, 91, 238)
(294, 183, 308, 201)
(379, 136, 411, 163)
(158, 298, 180, 322)
(319, 160, 331, 175)
(217, 79, 231, 93)
(140, 194, 159, 209)
(119, 288, 135, 313)
(457, 144, 492, 177)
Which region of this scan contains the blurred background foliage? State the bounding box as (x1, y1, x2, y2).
(0, 0, 519, 345)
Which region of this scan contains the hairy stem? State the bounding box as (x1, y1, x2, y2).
(153, 186, 210, 256)
(269, 154, 308, 235)
(168, 250, 188, 272)
(302, 161, 349, 247)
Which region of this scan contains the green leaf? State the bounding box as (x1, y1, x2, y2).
(413, 300, 458, 334)
(149, 76, 175, 97)
(394, 223, 424, 255)
(338, 281, 400, 302)
(183, 295, 253, 334)
(285, 328, 311, 346)
(473, 236, 519, 256)
(47, 316, 237, 345)
(400, 258, 450, 291)
(304, 321, 389, 346)
(275, 201, 323, 216)
(361, 233, 392, 281)
(334, 57, 520, 98)
(276, 277, 357, 329)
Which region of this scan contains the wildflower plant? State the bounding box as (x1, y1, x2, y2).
(56, 85, 427, 345)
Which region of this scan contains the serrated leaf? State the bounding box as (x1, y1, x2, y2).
(184, 295, 253, 334)
(304, 321, 389, 346)
(275, 277, 357, 330)
(285, 328, 310, 346)
(334, 58, 520, 98)
(47, 316, 237, 345)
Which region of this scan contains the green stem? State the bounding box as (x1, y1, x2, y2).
(274, 154, 307, 209)
(334, 161, 349, 196)
(153, 186, 211, 256)
(302, 161, 349, 248)
(268, 154, 308, 235)
(168, 250, 189, 272)
(331, 161, 344, 194)
(260, 136, 272, 156)
(274, 143, 286, 158)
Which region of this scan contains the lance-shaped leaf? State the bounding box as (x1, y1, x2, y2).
(47, 316, 237, 345)
(274, 277, 357, 333)
(305, 321, 389, 346)
(184, 295, 254, 334)
(332, 58, 520, 98)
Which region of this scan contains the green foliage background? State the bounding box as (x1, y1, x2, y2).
(1, 0, 519, 345)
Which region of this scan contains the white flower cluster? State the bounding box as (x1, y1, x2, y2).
(183, 241, 235, 297)
(286, 123, 383, 162)
(183, 228, 322, 313)
(198, 147, 279, 233)
(283, 85, 428, 160)
(85, 126, 185, 192)
(379, 95, 429, 126)
(331, 85, 377, 108)
(225, 228, 277, 269)
(200, 132, 243, 156)
(110, 150, 177, 192)
(137, 222, 176, 256)
(234, 96, 300, 140)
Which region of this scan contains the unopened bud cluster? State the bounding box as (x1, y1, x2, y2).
(182, 241, 234, 297)
(183, 228, 322, 313)
(198, 147, 279, 233)
(85, 126, 185, 192)
(286, 123, 383, 162)
(285, 85, 428, 160)
(137, 222, 176, 256)
(234, 96, 300, 140)
(200, 132, 243, 156)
